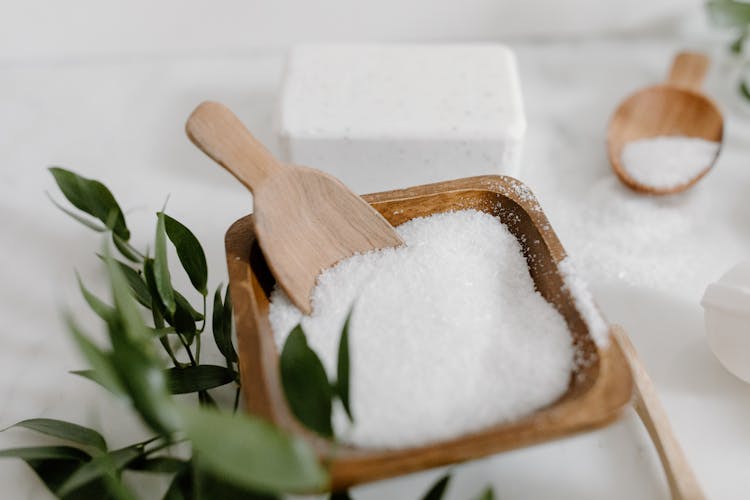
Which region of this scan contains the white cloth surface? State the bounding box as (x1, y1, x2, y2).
(1, 0, 701, 60)
(2, 38, 750, 499)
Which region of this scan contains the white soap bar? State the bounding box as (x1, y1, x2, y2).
(276, 44, 526, 193)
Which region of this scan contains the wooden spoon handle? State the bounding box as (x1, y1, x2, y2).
(666, 52, 709, 92)
(613, 327, 705, 500)
(186, 101, 282, 192)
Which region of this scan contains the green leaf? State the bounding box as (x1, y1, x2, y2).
(176, 291, 204, 321)
(181, 406, 328, 493)
(148, 326, 176, 338)
(2, 419, 106, 452)
(113, 232, 143, 263)
(162, 465, 191, 500)
(104, 247, 151, 345)
(120, 264, 152, 308)
(70, 369, 108, 388)
(212, 285, 237, 363)
(77, 273, 115, 320)
(57, 444, 144, 497)
(128, 456, 186, 474)
(47, 192, 107, 232)
(163, 463, 280, 500)
(280, 325, 333, 438)
(740, 78, 750, 101)
(335, 311, 353, 422)
(96, 255, 152, 309)
(168, 292, 203, 345)
(101, 474, 138, 500)
(706, 0, 750, 28)
(224, 286, 237, 361)
(196, 465, 281, 500)
(329, 491, 353, 500)
(162, 465, 192, 500)
(154, 212, 176, 315)
(67, 317, 126, 396)
(163, 213, 208, 296)
(108, 333, 178, 435)
(144, 258, 167, 314)
(420, 473, 451, 500)
(166, 365, 235, 394)
(474, 486, 495, 500)
(730, 31, 747, 54)
(27, 458, 111, 499)
(49, 167, 130, 240)
(101, 248, 179, 434)
(0, 446, 89, 461)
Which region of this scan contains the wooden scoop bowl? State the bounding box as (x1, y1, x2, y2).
(226, 175, 633, 490)
(607, 52, 724, 195)
(186, 102, 403, 314)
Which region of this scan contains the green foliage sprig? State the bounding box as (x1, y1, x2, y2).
(706, 0, 750, 100)
(279, 311, 352, 439)
(0, 167, 496, 500)
(1, 168, 327, 499)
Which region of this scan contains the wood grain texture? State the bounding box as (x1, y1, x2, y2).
(187, 101, 403, 314)
(607, 51, 723, 195)
(612, 327, 705, 500)
(667, 52, 709, 92)
(225, 175, 633, 491)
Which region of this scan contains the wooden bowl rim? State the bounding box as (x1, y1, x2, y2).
(225, 174, 633, 490)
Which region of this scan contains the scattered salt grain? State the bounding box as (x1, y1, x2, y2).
(620, 135, 720, 189)
(555, 176, 721, 295)
(269, 210, 575, 449)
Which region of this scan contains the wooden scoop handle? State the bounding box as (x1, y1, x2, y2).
(613, 327, 705, 500)
(667, 52, 709, 92)
(186, 101, 282, 192)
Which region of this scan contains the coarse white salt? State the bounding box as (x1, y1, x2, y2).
(620, 135, 720, 189)
(557, 257, 609, 347)
(268, 210, 575, 449)
(555, 176, 719, 294)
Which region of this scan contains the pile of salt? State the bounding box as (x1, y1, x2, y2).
(620, 135, 720, 189)
(269, 210, 579, 448)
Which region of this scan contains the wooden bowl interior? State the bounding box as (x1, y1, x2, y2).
(248, 188, 598, 414)
(607, 85, 723, 166)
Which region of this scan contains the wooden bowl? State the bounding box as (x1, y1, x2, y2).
(225, 175, 633, 490)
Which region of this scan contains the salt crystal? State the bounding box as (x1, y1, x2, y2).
(620, 135, 720, 189)
(557, 257, 609, 347)
(555, 176, 716, 294)
(269, 210, 575, 448)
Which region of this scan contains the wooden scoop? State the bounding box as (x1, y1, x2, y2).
(613, 327, 705, 500)
(186, 101, 403, 314)
(607, 52, 724, 195)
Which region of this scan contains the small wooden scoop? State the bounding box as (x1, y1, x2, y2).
(186, 101, 403, 314)
(607, 52, 724, 195)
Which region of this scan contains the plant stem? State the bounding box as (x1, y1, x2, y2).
(232, 386, 241, 413)
(176, 333, 197, 367)
(194, 294, 208, 363)
(153, 305, 181, 367)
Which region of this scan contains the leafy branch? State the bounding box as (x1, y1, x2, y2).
(0, 168, 327, 499)
(0, 167, 497, 500)
(706, 0, 750, 101)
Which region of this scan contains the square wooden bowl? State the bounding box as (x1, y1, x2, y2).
(225, 175, 633, 490)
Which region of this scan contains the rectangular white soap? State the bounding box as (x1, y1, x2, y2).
(276, 44, 526, 193)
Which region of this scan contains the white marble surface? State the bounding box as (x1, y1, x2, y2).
(1, 37, 750, 500)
